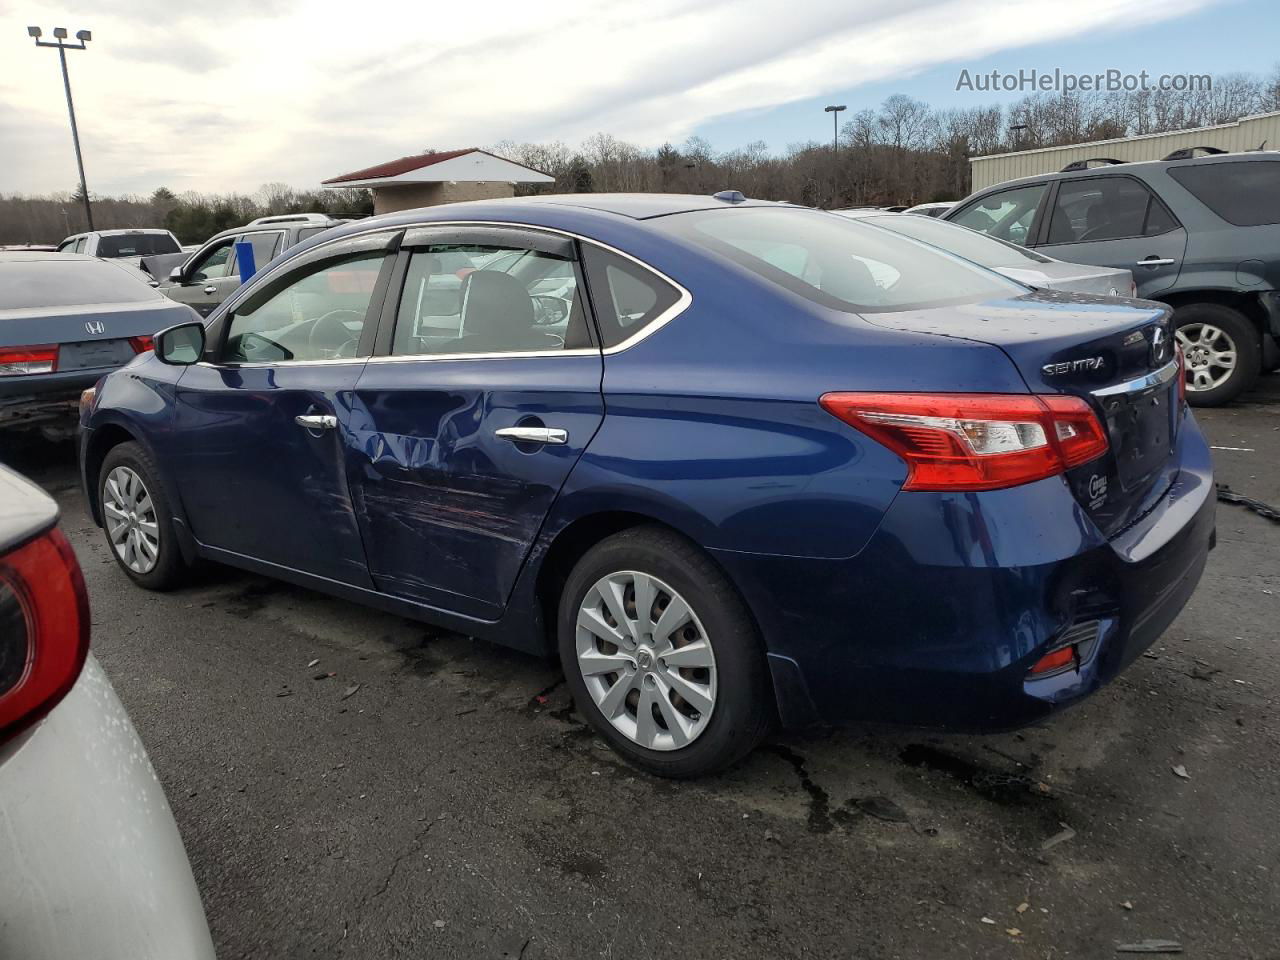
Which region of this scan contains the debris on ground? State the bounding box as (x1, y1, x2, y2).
(1016, 902, 1029, 914)
(1216, 483, 1280, 523)
(1121, 901, 1134, 910)
(1006, 928, 1022, 937)
(1171, 765, 1190, 780)
(534, 694, 549, 705)
(1115, 939, 1183, 953)
(854, 796, 909, 822)
(1040, 823, 1076, 851)
(764, 829, 779, 843)
(980, 916, 996, 925)
(313, 671, 335, 681)
(340, 683, 361, 701)
(433, 919, 446, 930)
(307, 658, 320, 668)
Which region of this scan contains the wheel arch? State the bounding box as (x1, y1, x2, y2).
(83, 420, 145, 526)
(1153, 288, 1268, 346)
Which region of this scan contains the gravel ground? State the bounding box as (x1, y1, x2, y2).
(5, 374, 1279, 960)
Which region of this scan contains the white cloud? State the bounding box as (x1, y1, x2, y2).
(0, 0, 1219, 195)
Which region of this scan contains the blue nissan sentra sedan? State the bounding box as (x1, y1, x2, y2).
(77, 194, 1214, 778)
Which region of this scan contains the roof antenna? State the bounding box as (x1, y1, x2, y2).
(713, 190, 747, 203)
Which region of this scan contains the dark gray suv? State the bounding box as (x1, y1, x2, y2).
(161, 214, 353, 317)
(946, 151, 1280, 406)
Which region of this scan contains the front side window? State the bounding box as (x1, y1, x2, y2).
(230, 232, 283, 275)
(659, 207, 1022, 313)
(188, 240, 234, 282)
(1046, 177, 1177, 244)
(222, 251, 385, 363)
(390, 244, 586, 357)
(949, 184, 1047, 244)
(1168, 160, 1280, 226)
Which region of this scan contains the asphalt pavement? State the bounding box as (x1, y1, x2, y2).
(4, 376, 1278, 960)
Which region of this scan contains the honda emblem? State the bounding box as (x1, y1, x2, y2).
(84, 320, 106, 335)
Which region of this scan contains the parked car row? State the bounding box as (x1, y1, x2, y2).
(943, 149, 1280, 406)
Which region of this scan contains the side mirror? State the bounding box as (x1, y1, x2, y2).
(155, 321, 205, 366)
(168, 266, 184, 283)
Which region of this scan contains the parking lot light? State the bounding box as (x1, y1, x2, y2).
(27, 25, 94, 231)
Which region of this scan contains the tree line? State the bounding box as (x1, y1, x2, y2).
(3, 67, 1278, 247)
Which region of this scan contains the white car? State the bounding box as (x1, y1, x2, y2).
(902, 201, 955, 218)
(835, 209, 1136, 297)
(56, 228, 183, 266)
(0, 466, 215, 960)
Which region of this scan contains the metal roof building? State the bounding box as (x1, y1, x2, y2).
(969, 111, 1280, 191)
(322, 148, 554, 214)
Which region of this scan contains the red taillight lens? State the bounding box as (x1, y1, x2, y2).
(0, 344, 58, 376)
(128, 335, 154, 354)
(0, 529, 90, 743)
(819, 392, 1109, 492)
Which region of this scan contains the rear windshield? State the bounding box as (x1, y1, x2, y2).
(658, 207, 1024, 312)
(0, 259, 159, 309)
(1168, 161, 1280, 226)
(859, 213, 1052, 268)
(96, 233, 181, 257)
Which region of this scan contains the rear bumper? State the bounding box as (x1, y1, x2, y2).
(714, 409, 1215, 731)
(0, 656, 215, 960)
(0, 369, 106, 404)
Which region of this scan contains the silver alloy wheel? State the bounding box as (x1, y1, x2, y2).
(575, 570, 717, 751)
(1176, 322, 1237, 392)
(103, 466, 160, 574)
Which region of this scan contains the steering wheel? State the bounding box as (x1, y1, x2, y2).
(307, 309, 364, 359)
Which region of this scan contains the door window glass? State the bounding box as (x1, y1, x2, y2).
(229, 232, 283, 275)
(581, 247, 681, 348)
(188, 240, 234, 281)
(73, 237, 87, 254)
(949, 184, 1047, 244)
(223, 251, 385, 363)
(1047, 177, 1177, 244)
(391, 244, 585, 356)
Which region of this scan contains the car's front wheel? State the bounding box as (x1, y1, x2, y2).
(1173, 303, 1260, 407)
(558, 526, 773, 778)
(99, 441, 186, 590)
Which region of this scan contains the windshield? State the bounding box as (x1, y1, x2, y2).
(658, 207, 1024, 312)
(0, 259, 160, 309)
(97, 233, 181, 258)
(859, 213, 1051, 268)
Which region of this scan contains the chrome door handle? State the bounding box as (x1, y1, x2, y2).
(495, 426, 568, 445)
(203, 284, 218, 294)
(1135, 258, 1176, 267)
(295, 413, 338, 431)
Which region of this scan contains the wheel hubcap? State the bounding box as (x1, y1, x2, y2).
(575, 571, 717, 751)
(1175, 323, 1236, 392)
(103, 466, 160, 574)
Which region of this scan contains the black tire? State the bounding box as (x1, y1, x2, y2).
(98, 441, 187, 591)
(1173, 303, 1260, 407)
(557, 526, 774, 779)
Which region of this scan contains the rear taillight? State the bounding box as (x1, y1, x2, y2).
(0, 345, 58, 376)
(0, 529, 90, 743)
(128, 335, 154, 354)
(820, 392, 1109, 492)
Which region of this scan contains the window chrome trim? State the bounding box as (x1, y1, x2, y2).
(1091, 358, 1179, 397)
(290, 219, 693, 361)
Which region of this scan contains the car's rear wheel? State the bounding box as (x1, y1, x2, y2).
(558, 526, 773, 778)
(99, 442, 186, 590)
(1173, 303, 1259, 407)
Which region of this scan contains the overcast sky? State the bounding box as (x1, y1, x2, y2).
(0, 0, 1245, 197)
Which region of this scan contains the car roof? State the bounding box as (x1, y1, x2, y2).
(0, 250, 98, 263)
(94, 228, 173, 236)
(969, 148, 1280, 196)
(494, 192, 780, 219)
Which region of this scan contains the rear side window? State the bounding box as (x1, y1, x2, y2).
(295, 226, 332, 245)
(949, 183, 1047, 244)
(73, 238, 87, 254)
(0, 259, 157, 309)
(96, 233, 181, 257)
(1168, 161, 1280, 226)
(581, 247, 683, 348)
(660, 207, 1021, 313)
(1046, 177, 1178, 244)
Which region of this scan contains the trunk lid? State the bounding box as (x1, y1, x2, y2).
(998, 261, 1135, 297)
(864, 289, 1180, 537)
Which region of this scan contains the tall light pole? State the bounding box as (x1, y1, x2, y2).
(28, 26, 94, 231)
(824, 104, 847, 154)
